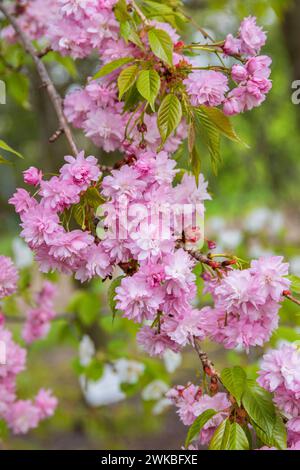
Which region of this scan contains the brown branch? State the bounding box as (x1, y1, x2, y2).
(283, 291, 300, 307)
(0, 2, 78, 155)
(193, 337, 220, 380)
(4, 313, 75, 324)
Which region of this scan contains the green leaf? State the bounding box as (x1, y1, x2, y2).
(0, 155, 12, 165)
(0, 420, 8, 440)
(123, 83, 141, 111)
(85, 359, 105, 381)
(221, 366, 247, 406)
(118, 65, 139, 99)
(157, 94, 182, 143)
(136, 69, 160, 111)
(148, 28, 173, 66)
(252, 413, 287, 450)
(93, 57, 135, 79)
(68, 292, 99, 326)
(185, 409, 217, 447)
(84, 187, 106, 208)
(190, 145, 201, 185)
(108, 276, 124, 321)
(43, 52, 77, 78)
(199, 106, 242, 144)
(227, 422, 250, 450)
(209, 419, 249, 450)
(0, 139, 23, 159)
(6, 71, 29, 108)
(73, 203, 86, 229)
(208, 418, 231, 450)
(114, 0, 131, 22)
(242, 380, 276, 439)
(193, 107, 221, 174)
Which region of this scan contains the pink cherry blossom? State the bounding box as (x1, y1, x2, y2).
(239, 16, 267, 57)
(184, 70, 229, 107)
(60, 151, 101, 190)
(23, 166, 43, 186)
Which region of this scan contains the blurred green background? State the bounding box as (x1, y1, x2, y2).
(0, 0, 300, 450)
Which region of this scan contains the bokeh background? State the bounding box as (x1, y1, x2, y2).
(0, 0, 300, 450)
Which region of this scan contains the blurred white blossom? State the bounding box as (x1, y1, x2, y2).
(163, 350, 182, 374)
(152, 398, 172, 415)
(114, 359, 145, 384)
(79, 335, 95, 367)
(12, 237, 33, 268)
(80, 365, 125, 406)
(142, 380, 169, 401)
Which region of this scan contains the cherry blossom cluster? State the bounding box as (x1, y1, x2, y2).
(1, 0, 119, 59)
(166, 384, 230, 447)
(200, 256, 290, 351)
(258, 343, 300, 449)
(1, 2, 272, 147)
(64, 79, 187, 154)
(22, 280, 57, 343)
(0, 256, 57, 434)
(9, 152, 111, 280)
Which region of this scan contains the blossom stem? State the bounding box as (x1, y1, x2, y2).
(193, 338, 221, 380)
(283, 292, 300, 307)
(4, 313, 76, 324)
(130, 0, 150, 25)
(0, 2, 78, 155)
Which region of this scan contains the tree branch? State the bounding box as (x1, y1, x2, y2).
(283, 291, 300, 307)
(4, 313, 75, 324)
(193, 337, 220, 380)
(0, 2, 78, 155)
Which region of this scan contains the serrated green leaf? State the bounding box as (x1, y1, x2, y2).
(114, 0, 131, 22)
(73, 203, 86, 229)
(199, 106, 242, 144)
(193, 107, 221, 174)
(185, 409, 216, 447)
(108, 276, 124, 321)
(148, 28, 173, 66)
(191, 145, 201, 185)
(252, 412, 287, 450)
(84, 187, 106, 208)
(123, 83, 141, 111)
(242, 380, 276, 439)
(0, 139, 23, 159)
(118, 65, 139, 99)
(136, 69, 160, 111)
(209, 418, 230, 450)
(221, 366, 247, 406)
(93, 57, 135, 79)
(227, 422, 250, 450)
(157, 93, 182, 143)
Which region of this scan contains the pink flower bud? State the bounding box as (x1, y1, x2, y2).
(231, 64, 248, 83)
(223, 34, 241, 55)
(23, 167, 43, 186)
